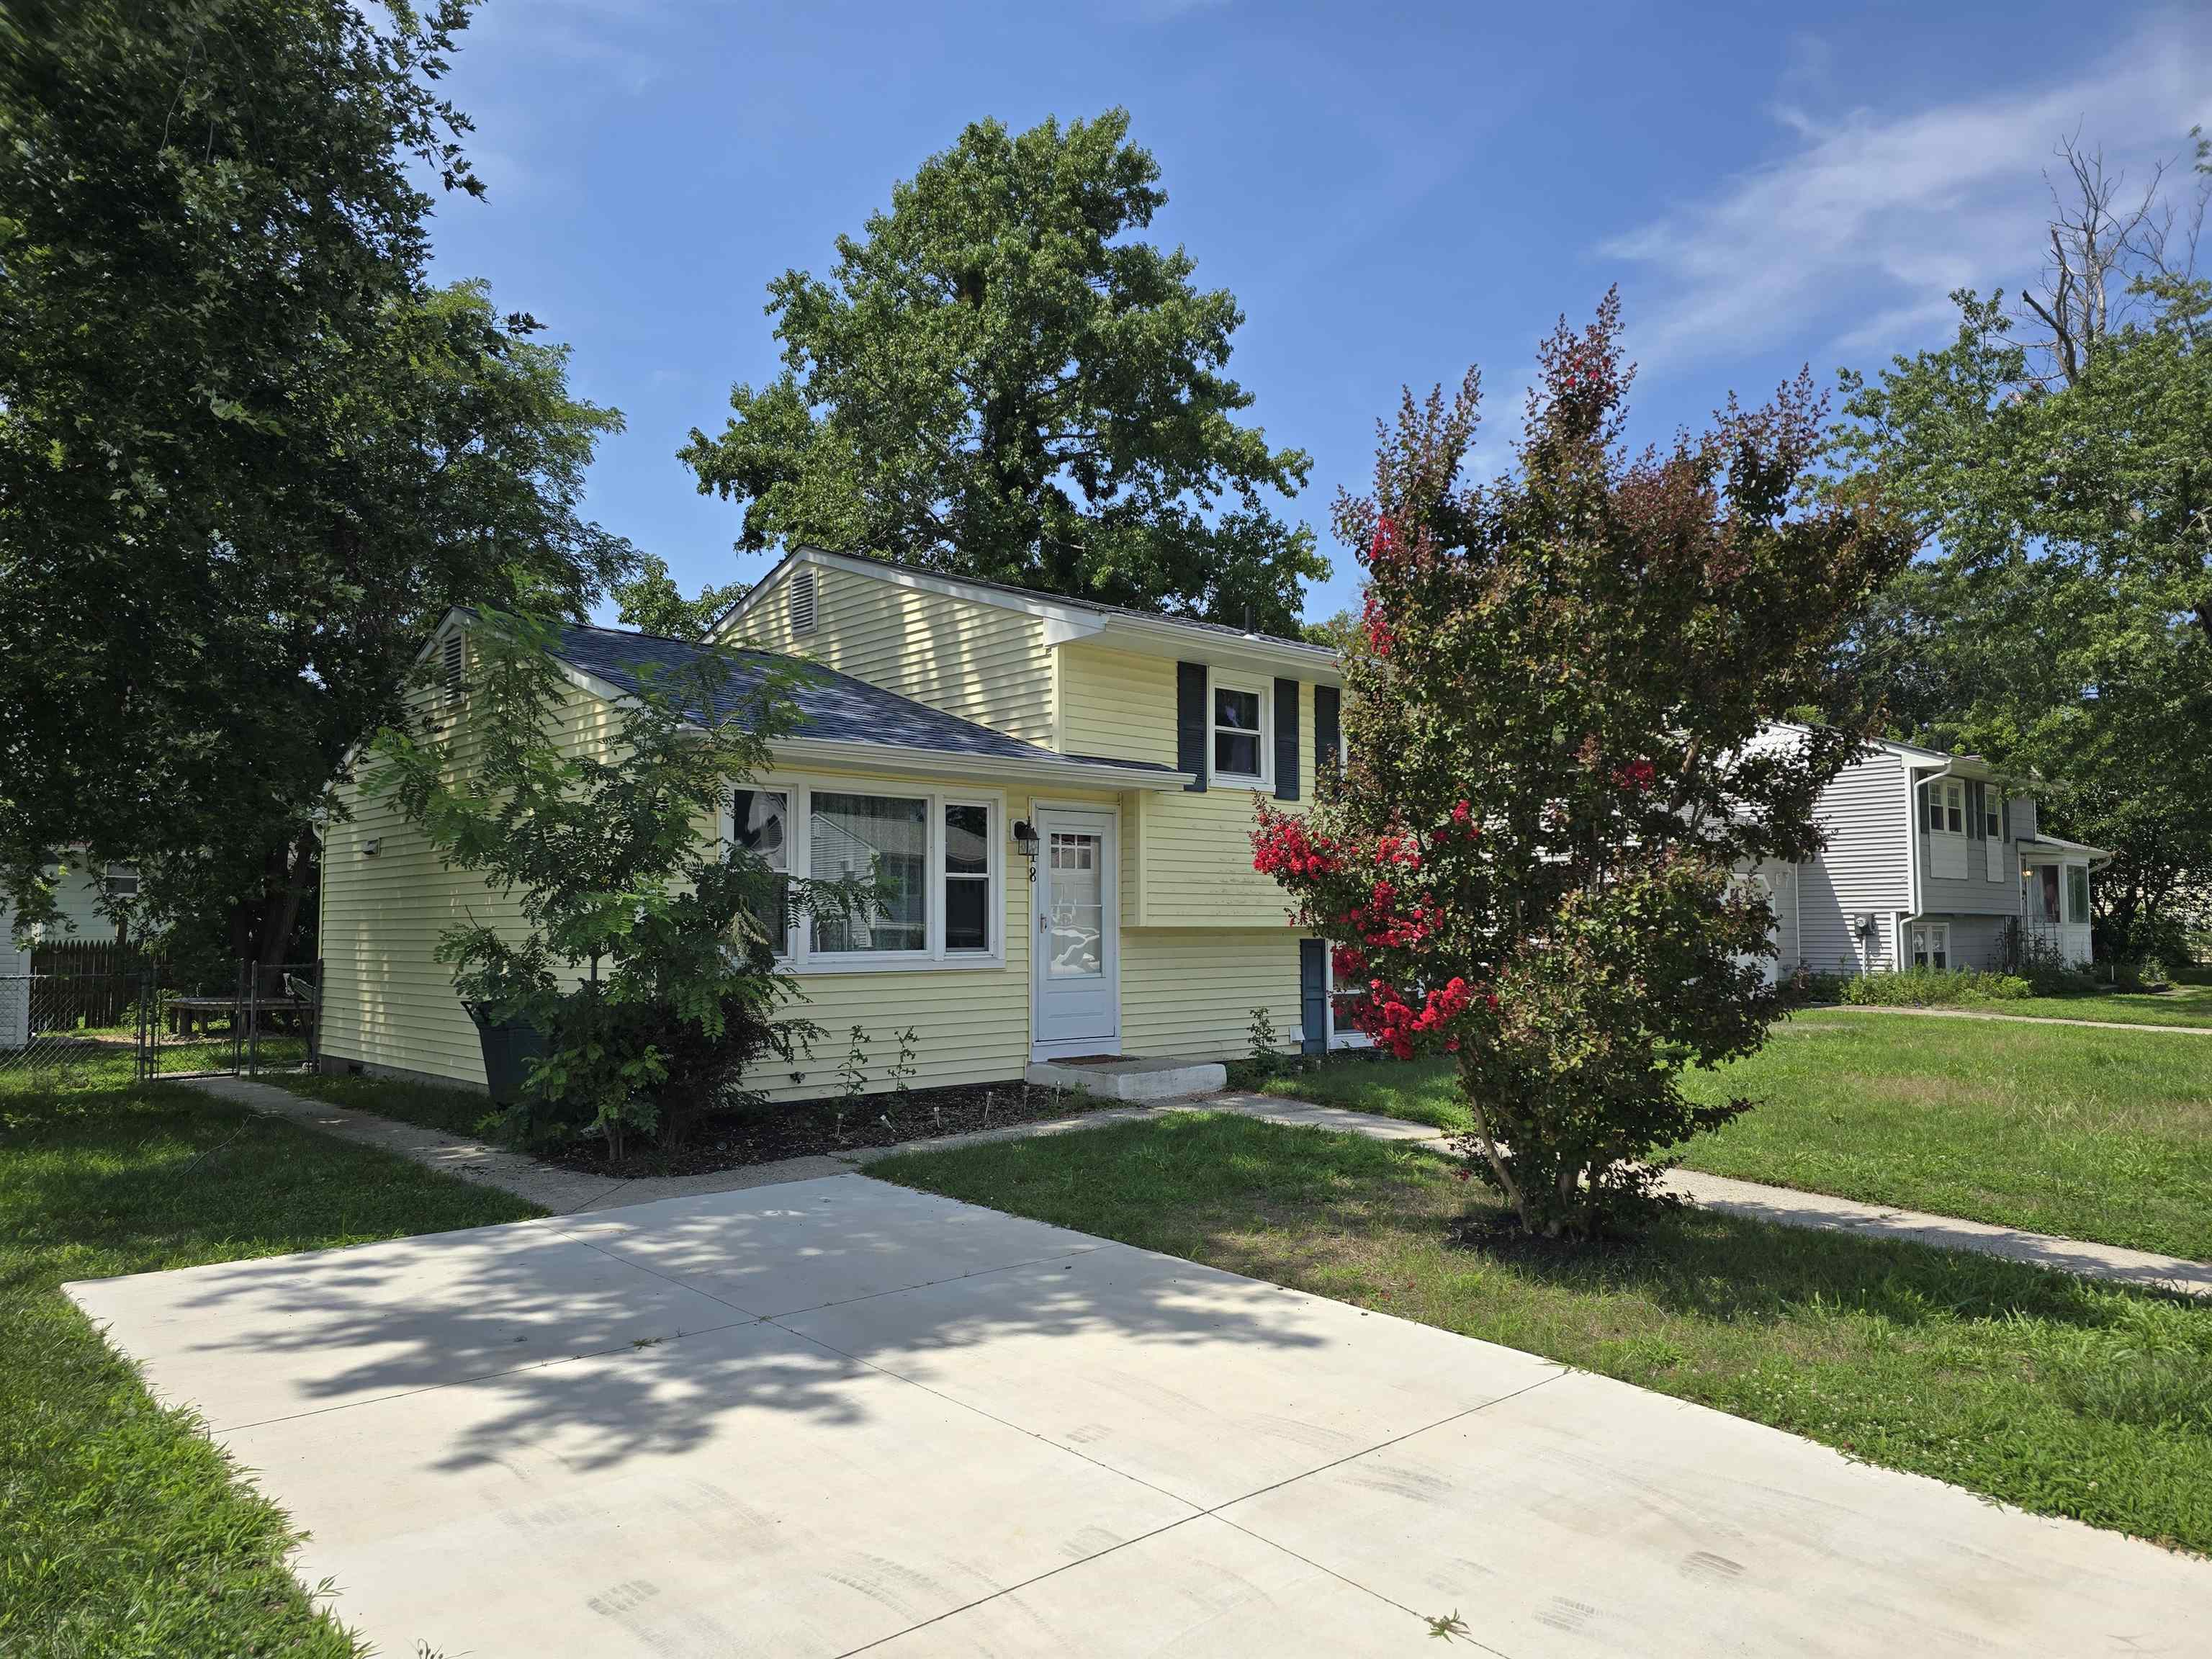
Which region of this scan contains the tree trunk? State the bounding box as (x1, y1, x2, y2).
(256, 831, 318, 966)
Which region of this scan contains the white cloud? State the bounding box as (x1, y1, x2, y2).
(1601, 10, 2212, 369)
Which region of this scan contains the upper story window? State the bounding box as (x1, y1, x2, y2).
(1983, 791, 2002, 840)
(103, 864, 139, 899)
(1212, 675, 1270, 783)
(1925, 778, 1964, 835)
(1920, 778, 1973, 832)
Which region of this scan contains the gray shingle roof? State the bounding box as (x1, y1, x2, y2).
(549, 621, 1181, 775)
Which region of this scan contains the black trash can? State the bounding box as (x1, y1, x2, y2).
(464, 1004, 547, 1107)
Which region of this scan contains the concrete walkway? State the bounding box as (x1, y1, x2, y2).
(1822, 1002, 2212, 1036)
(197, 1075, 2212, 1299)
(68, 1173, 2212, 1657)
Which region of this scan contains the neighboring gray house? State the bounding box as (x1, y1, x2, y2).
(1752, 725, 2107, 977)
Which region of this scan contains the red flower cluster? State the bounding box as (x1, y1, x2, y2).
(1611, 757, 1657, 793)
(1350, 975, 1478, 1061)
(1339, 878, 1439, 953)
(1367, 516, 1401, 568)
(1251, 815, 1342, 882)
(1331, 943, 1367, 981)
(1373, 832, 1421, 870)
(1360, 588, 1393, 657)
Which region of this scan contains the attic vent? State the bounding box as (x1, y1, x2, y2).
(788, 567, 817, 636)
(441, 630, 465, 703)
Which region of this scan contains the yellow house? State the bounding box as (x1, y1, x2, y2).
(318, 547, 1351, 1101)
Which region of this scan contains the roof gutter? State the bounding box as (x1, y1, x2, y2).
(771, 736, 1195, 791)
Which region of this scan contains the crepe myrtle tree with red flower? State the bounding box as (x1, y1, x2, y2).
(1254, 292, 1914, 1238)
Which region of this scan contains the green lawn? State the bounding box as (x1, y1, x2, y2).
(269, 1069, 500, 1138)
(0, 1066, 540, 1656)
(874, 1113, 2212, 1553)
(1245, 1011, 2212, 1261)
(1874, 977, 2212, 1031)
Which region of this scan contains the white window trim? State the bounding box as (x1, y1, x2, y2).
(1924, 778, 1967, 838)
(1911, 920, 1951, 969)
(1208, 668, 1274, 788)
(727, 775, 1006, 975)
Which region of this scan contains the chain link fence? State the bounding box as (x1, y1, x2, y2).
(0, 959, 320, 1087)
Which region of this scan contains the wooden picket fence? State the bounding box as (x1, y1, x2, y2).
(27, 939, 150, 1030)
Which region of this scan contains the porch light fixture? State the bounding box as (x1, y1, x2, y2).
(1011, 819, 1039, 881)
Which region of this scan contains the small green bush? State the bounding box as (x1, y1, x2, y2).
(1838, 966, 2033, 1007)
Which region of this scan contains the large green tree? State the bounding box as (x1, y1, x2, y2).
(680, 109, 1325, 633)
(0, 1, 634, 962)
(1831, 136, 2212, 957)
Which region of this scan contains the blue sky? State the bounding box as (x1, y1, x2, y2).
(422, 1, 2212, 625)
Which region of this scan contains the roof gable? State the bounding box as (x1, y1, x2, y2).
(716, 546, 1341, 679)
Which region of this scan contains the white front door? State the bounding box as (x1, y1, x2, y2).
(1031, 806, 1119, 1058)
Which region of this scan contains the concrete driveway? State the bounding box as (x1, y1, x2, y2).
(69, 1174, 2210, 1657)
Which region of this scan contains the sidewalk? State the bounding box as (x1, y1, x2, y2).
(194, 1074, 2212, 1300)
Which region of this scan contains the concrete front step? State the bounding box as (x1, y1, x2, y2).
(1023, 1056, 1228, 1102)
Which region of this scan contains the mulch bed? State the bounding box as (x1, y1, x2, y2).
(544, 1077, 1120, 1178)
(1444, 1207, 1647, 1268)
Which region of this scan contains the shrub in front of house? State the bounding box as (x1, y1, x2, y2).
(1838, 967, 2032, 1007)
(367, 610, 870, 1160)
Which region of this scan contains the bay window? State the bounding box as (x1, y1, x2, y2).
(727, 781, 1000, 970)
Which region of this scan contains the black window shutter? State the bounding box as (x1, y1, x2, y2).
(1313, 685, 1341, 778)
(1299, 938, 1327, 1056)
(1176, 661, 1208, 792)
(1273, 678, 1300, 801)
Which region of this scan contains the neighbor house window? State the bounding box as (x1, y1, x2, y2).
(1911, 922, 1950, 970)
(2065, 865, 2091, 925)
(1925, 779, 1965, 832)
(731, 789, 790, 953)
(943, 802, 992, 953)
(1983, 791, 2002, 840)
(810, 792, 928, 954)
(1212, 678, 1269, 782)
(2035, 866, 2062, 922)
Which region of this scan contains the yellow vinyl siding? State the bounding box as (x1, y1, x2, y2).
(322, 709, 1039, 1102)
(320, 670, 622, 1087)
(1057, 644, 1313, 929)
(1119, 929, 1303, 1059)
(723, 562, 1054, 745)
